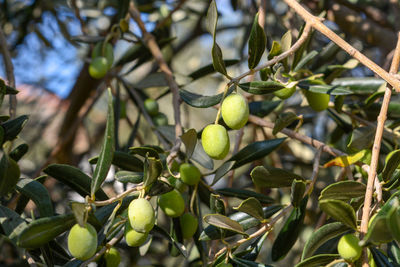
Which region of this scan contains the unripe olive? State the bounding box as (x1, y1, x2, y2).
(92, 42, 114, 69)
(144, 98, 159, 116)
(153, 113, 168, 126)
(337, 234, 362, 262)
(89, 57, 109, 79)
(104, 247, 121, 267)
(124, 221, 149, 247)
(221, 93, 249, 130)
(179, 163, 201, 186)
(128, 198, 155, 233)
(158, 189, 185, 217)
(67, 223, 97, 260)
(180, 213, 198, 239)
(201, 124, 230, 160)
(274, 87, 296, 100)
(305, 90, 330, 111)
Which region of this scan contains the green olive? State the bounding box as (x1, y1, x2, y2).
(128, 198, 155, 233)
(305, 90, 330, 111)
(201, 124, 230, 160)
(158, 189, 185, 217)
(92, 42, 114, 69)
(89, 57, 109, 79)
(67, 223, 97, 260)
(180, 213, 198, 239)
(104, 247, 121, 267)
(221, 93, 249, 130)
(179, 163, 201, 186)
(144, 98, 159, 116)
(124, 221, 149, 247)
(274, 87, 296, 100)
(153, 113, 168, 126)
(167, 176, 187, 193)
(337, 234, 362, 262)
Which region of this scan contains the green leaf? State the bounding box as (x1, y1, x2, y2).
(388, 206, 400, 244)
(1, 115, 29, 142)
(147, 180, 173, 196)
(295, 254, 340, 267)
(200, 205, 282, 241)
(363, 213, 393, 245)
(249, 101, 281, 117)
(298, 82, 352, 95)
(179, 86, 235, 108)
(319, 199, 357, 229)
(151, 225, 188, 258)
(302, 222, 350, 259)
(347, 127, 375, 152)
(248, 13, 266, 69)
(115, 171, 143, 183)
(210, 194, 226, 215)
(17, 213, 76, 248)
(70, 202, 86, 227)
(9, 143, 29, 162)
(233, 197, 264, 221)
(0, 154, 20, 196)
(370, 247, 394, 267)
(135, 72, 167, 89)
(90, 150, 143, 172)
(16, 178, 53, 217)
(319, 181, 366, 201)
(192, 141, 214, 170)
(268, 41, 282, 59)
(212, 138, 286, 184)
(43, 164, 108, 201)
(91, 89, 115, 198)
(251, 165, 303, 188)
(331, 77, 384, 94)
(212, 43, 227, 76)
(181, 128, 197, 159)
(143, 156, 162, 188)
(204, 214, 246, 236)
(273, 112, 299, 135)
(0, 205, 27, 244)
(291, 179, 306, 207)
(271, 197, 308, 261)
(216, 188, 274, 204)
(0, 126, 3, 146)
(280, 30, 292, 52)
(382, 150, 400, 182)
(238, 81, 285, 94)
(293, 50, 318, 72)
(129, 146, 160, 158)
(189, 59, 239, 80)
(206, 0, 218, 37)
(231, 256, 273, 267)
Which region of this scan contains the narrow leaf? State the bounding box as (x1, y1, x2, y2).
(212, 43, 227, 75)
(0, 205, 28, 244)
(248, 13, 266, 69)
(295, 254, 340, 267)
(206, 0, 218, 36)
(150, 225, 188, 258)
(204, 214, 246, 236)
(115, 171, 143, 183)
(324, 150, 368, 168)
(216, 188, 274, 204)
(251, 165, 303, 188)
(291, 179, 306, 207)
(273, 112, 299, 135)
(0, 154, 20, 196)
(382, 150, 400, 182)
(319, 199, 357, 230)
(238, 81, 285, 95)
(1, 115, 29, 142)
(319, 181, 366, 201)
(16, 178, 53, 217)
(143, 156, 162, 188)
(233, 197, 264, 221)
(181, 128, 197, 159)
(189, 59, 239, 80)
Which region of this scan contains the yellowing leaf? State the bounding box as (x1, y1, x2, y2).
(324, 150, 367, 168)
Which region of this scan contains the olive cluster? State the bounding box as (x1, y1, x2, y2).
(144, 98, 169, 126)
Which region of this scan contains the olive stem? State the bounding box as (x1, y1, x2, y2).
(305, 146, 323, 196)
(189, 183, 198, 214)
(89, 183, 143, 206)
(214, 84, 230, 125)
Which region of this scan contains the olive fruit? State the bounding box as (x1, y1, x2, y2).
(158, 189, 185, 217)
(128, 198, 155, 233)
(92, 42, 114, 69)
(153, 113, 168, 126)
(168, 176, 187, 193)
(179, 163, 201, 186)
(305, 90, 330, 111)
(221, 93, 249, 130)
(89, 57, 109, 79)
(201, 124, 230, 160)
(104, 247, 121, 267)
(144, 98, 159, 116)
(337, 234, 362, 262)
(180, 213, 198, 239)
(124, 221, 149, 247)
(274, 87, 296, 100)
(67, 223, 97, 260)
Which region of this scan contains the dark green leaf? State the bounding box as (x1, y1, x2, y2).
(0, 205, 27, 244)
(319, 181, 366, 201)
(216, 188, 274, 204)
(129, 146, 160, 158)
(204, 214, 246, 236)
(210, 194, 225, 215)
(1, 115, 29, 142)
(234, 197, 264, 221)
(17, 213, 75, 248)
(181, 128, 197, 159)
(298, 82, 352, 95)
(388, 206, 400, 244)
(248, 13, 266, 69)
(90, 151, 143, 172)
(143, 157, 162, 188)
(135, 72, 167, 89)
(238, 81, 285, 95)
(179, 86, 235, 108)
(347, 127, 375, 152)
(331, 77, 384, 94)
(189, 60, 239, 80)
(251, 165, 303, 188)
(370, 247, 394, 267)
(293, 50, 318, 72)
(16, 178, 53, 217)
(150, 225, 188, 258)
(295, 254, 340, 267)
(271, 197, 308, 261)
(302, 222, 350, 259)
(0, 154, 20, 196)
(273, 112, 299, 135)
(115, 171, 143, 183)
(212, 43, 227, 76)
(363, 213, 393, 245)
(9, 143, 29, 162)
(147, 180, 173, 196)
(43, 164, 108, 201)
(382, 150, 400, 182)
(249, 101, 280, 117)
(231, 256, 273, 267)
(91, 89, 115, 198)
(291, 179, 306, 207)
(319, 199, 357, 229)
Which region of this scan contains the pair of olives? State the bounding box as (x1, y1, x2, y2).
(144, 98, 168, 126)
(202, 93, 249, 160)
(125, 198, 155, 247)
(89, 42, 114, 79)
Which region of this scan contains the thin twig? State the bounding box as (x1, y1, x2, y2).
(248, 114, 345, 157)
(359, 33, 400, 266)
(305, 147, 323, 195)
(129, 3, 183, 167)
(282, 0, 400, 91)
(0, 27, 16, 118)
(71, 0, 88, 35)
(89, 183, 143, 206)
